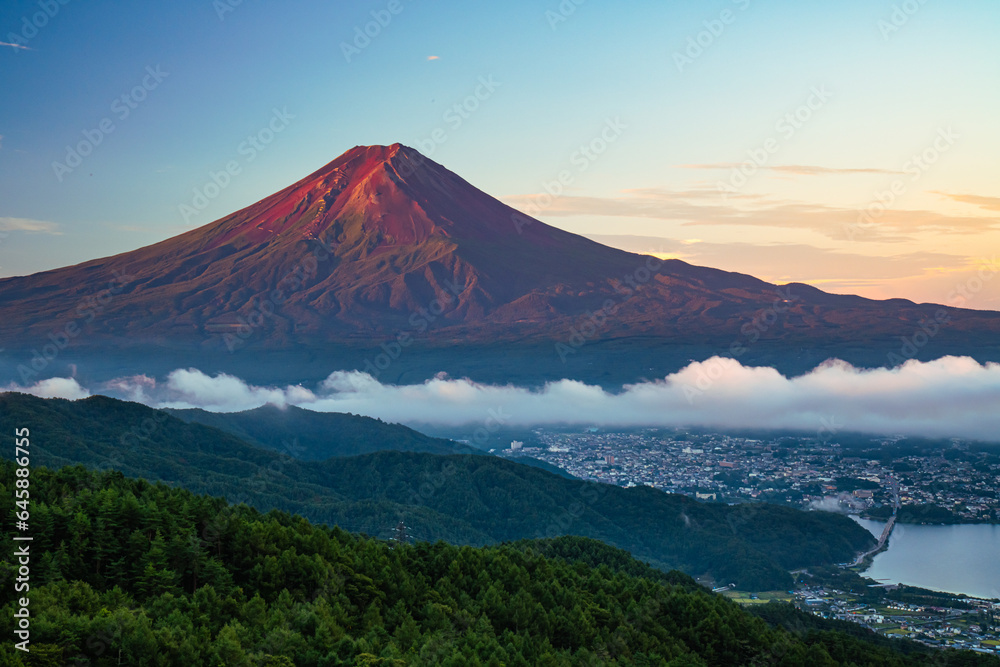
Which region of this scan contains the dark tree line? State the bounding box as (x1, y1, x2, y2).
(2, 462, 998, 666)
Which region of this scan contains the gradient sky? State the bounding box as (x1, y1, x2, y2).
(1, 0, 998, 308)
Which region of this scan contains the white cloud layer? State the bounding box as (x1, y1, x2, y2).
(4, 356, 1000, 441)
(4, 377, 90, 400)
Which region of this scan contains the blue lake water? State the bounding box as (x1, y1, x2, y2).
(852, 517, 1000, 599)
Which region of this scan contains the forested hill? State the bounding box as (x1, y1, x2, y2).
(0, 392, 875, 590)
(2, 463, 997, 666)
(165, 404, 479, 459)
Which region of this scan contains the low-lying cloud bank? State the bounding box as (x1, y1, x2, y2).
(5, 356, 1000, 442)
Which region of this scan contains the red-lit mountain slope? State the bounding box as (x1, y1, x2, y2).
(1, 144, 998, 358)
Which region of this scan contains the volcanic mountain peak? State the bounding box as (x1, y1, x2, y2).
(195, 142, 612, 266)
(203, 143, 435, 248)
(3, 141, 1000, 366)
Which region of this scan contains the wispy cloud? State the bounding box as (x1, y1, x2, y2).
(503, 190, 1000, 243)
(3, 377, 89, 400)
(935, 192, 1000, 212)
(427, 55, 440, 61)
(582, 233, 1000, 304)
(0, 41, 31, 51)
(676, 163, 905, 176)
(586, 234, 960, 282)
(0, 217, 61, 234)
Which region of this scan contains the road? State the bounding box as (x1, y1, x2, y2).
(847, 476, 900, 568)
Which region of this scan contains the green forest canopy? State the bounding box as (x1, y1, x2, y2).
(0, 393, 876, 591)
(2, 462, 997, 666)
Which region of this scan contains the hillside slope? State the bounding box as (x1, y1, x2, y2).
(165, 404, 478, 459)
(0, 392, 874, 589)
(2, 462, 993, 666)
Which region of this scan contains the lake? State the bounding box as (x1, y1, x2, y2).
(852, 517, 1000, 600)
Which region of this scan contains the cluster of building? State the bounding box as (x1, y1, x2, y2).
(494, 428, 1000, 522)
(493, 427, 1000, 653)
(793, 585, 1000, 653)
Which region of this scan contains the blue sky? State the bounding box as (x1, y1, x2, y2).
(1, 0, 998, 307)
